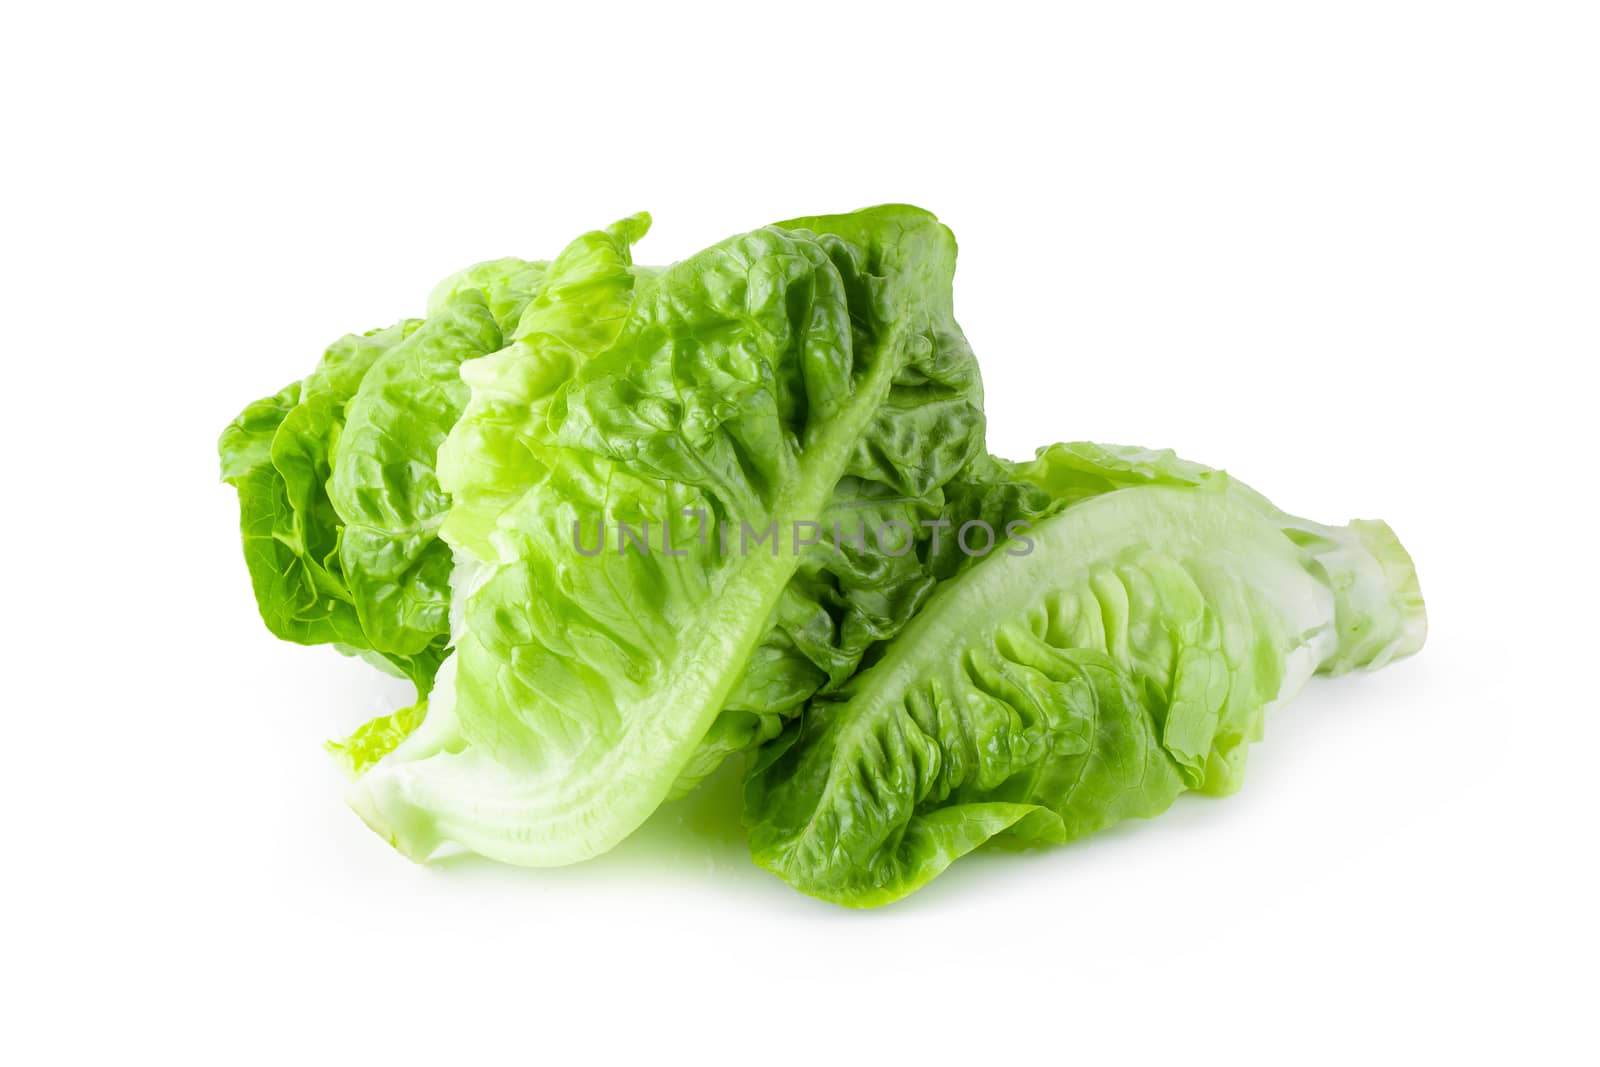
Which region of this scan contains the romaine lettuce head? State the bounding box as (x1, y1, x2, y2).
(347, 206, 991, 867)
(743, 443, 1427, 906)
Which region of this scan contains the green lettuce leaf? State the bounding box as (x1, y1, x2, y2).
(219, 326, 444, 691)
(325, 291, 504, 659)
(219, 292, 503, 692)
(426, 257, 550, 332)
(326, 699, 429, 778)
(219, 221, 648, 699)
(348, 206, 990, 866)
(744, 447, 1427, 906)
(436, 214, 652, 559)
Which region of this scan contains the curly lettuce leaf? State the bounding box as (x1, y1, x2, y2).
(744, 455, 1427, 906)
(220, 327, 442, 691)
(436, 214, 652, 559)
(348, 206, 989, 866)
(326, 698, 429, 778)
(220, 222, 648, 701)
(426, 257, 550, 332)
(325, 290, 504, 659)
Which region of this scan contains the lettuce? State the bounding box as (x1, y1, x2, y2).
(347, 206, 991, 866)
(220, 206, 1425, 905)
(218, 222, 646, 696)
(218, 313, 475, 693)
(743, 444, 1427, 906)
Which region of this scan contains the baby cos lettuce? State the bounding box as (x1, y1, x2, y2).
(744, 444, 1426, 905)
(349, 207, 990, 865)
(220, 207, 1426, 906)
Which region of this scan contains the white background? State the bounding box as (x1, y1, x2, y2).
(5, 2, 1596, 1063)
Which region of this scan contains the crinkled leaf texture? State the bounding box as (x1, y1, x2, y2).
(743, 443, 1427, 907)
(221, 322, 424, 691)
(219, 221, 646, 723)
(348, 206, 991, 866)
(218, 294, 506, 692)
(326, 699, 428, 777)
